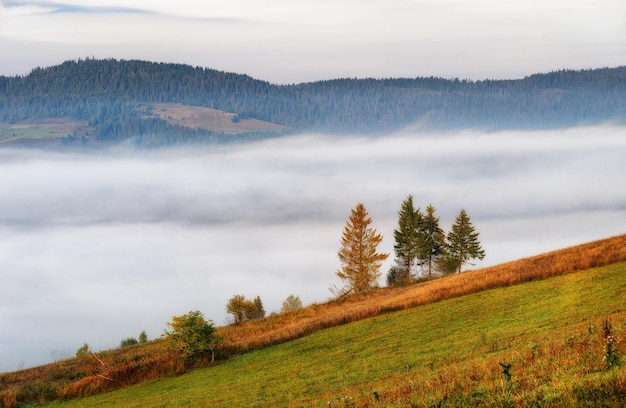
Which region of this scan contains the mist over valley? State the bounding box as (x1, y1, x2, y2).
(1, 126, 625, 372)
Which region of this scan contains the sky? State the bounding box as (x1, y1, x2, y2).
(0, 0, 625, 83)
(1, 126, 626, 372)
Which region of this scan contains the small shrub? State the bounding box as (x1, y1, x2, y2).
(386, 265, 407, 286)
(120, 337, 138, 348)
(281, 294, 303, 313)
(17, 381, 59, 404)
(75, 343, 91, 357)
(164, 310, 220, 363)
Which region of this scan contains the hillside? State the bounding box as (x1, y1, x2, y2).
(38, 259, 626, 406)
(1, 234, 625, 407)
(0, 59, 625, 147)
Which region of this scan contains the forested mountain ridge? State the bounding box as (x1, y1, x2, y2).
(1, 58, 625, 147)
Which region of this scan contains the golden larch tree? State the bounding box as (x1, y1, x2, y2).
(336, 203, 389, 295)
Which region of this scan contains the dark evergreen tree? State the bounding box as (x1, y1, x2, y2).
(386, 264, 402, 286)
(393, 195, 422, 281)
(418, 204, 446, 276)
(446, 209, 485, 273)
(252, 296, 266, 319)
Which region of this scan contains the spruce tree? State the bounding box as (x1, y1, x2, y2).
(446, 209, 485, 273)
(337, 203, 389, 294)
(419, 204, 446, 276)
(393, 195, 422, 281)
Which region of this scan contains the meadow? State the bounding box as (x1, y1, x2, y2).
(1, 234, 625, 407)
(0, 121, 84, 144)
(137, 103, 287, 134)
(39, 260, 626, 407)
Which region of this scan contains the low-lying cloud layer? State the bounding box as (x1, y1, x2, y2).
(1, 126, 625, 372)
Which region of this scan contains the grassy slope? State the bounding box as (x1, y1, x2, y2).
(0, 121, 86, 145)
(138, 103, 287, 134)
(44, 261, 626, 407)
(219, 234, 626, 353)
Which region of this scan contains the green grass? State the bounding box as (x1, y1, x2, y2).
(43, 262, 626, 407)
(0, 123, 70, 141)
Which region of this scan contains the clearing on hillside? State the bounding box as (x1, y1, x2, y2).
(136, 103, 288, 134)
(0, 120, 91, 146)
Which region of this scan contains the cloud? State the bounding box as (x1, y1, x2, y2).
(2, 1, 154, 15)
(3, 0, 398, 23)
(1, 0, 624, 82)
(1, 126, 626, 372)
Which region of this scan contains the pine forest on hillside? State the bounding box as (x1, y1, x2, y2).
(0, 59, 625, 147)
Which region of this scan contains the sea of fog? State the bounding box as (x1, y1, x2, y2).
(1, 126, 625, 372)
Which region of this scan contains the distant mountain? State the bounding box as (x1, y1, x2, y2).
(0, 58, 625, 147)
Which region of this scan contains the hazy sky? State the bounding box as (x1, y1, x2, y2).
(1, 126, 626, 372)
(1, 0, 625, 82)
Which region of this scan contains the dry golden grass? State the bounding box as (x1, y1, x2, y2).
(138, 103, 287, 134)
(0, 340, 184, 406)
(218, 234, 626, 353)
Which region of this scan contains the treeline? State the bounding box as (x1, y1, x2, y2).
(1, 58, 625, 145)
